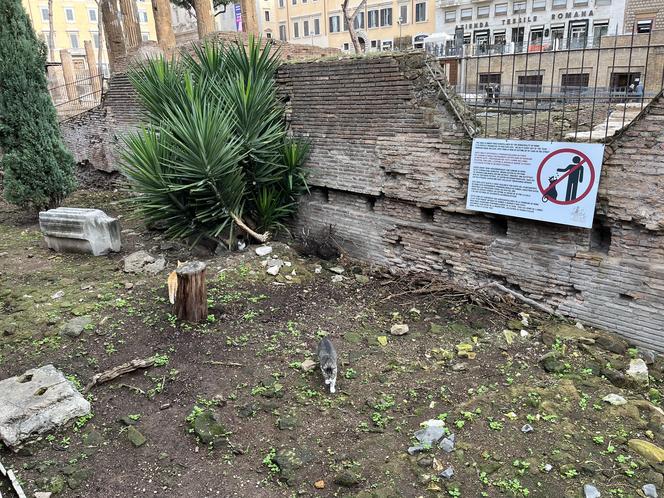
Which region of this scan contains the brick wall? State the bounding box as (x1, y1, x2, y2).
(279, 53, 664, 351)
(60, 34, 339, 171)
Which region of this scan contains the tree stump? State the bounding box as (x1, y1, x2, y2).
(174, 261, 207, 323)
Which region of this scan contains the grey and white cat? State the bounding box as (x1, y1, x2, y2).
(317, 337, 338, 394)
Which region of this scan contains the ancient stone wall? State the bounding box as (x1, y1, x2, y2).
(59, 33, 340, 172)
(278, 53, 664, 352)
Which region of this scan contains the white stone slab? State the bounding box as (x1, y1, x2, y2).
(0, 365, 91, 449)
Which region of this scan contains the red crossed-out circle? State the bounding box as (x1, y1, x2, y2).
(536, 148, 596, 206)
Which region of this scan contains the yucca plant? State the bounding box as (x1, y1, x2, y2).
(121, 37, 309, 247)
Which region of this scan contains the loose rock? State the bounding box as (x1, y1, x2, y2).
(602, 394, 627, 406)
(390, 324, 409, 336)
(123, 251, 165, 274)
(126, 426, 146, 447)
(255, 246, 273, 256)
(301, 359, 316, 372)
(643, 484, 658, 498)
(0, 365, 90, 448)
(60, 316, 93, 338)
(414, 420, 446, 446)
(626, 359, 649, 386)
(584, 484, 601, 498)
(521, 424, 534, 433)
(314, 480, 325, 489)
(439, 466, 454, 479)
(439, 434, 455, 453)
(628, 439, 664, 464)
(334, 470, 359, 487)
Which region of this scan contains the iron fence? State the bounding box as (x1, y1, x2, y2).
(428, 28, 664, 142)
(48, 73, 105, 121)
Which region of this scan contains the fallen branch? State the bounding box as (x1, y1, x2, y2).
(83, 357, 157, 393)
(204, 360, 244, 367)
(230, 212, 270, 243)
(480, 282, 561, 317)
(118, 383, 146, 395)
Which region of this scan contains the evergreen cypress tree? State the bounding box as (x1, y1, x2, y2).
(0, 0, 76, 210)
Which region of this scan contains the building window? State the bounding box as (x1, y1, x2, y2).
(517, 74, 543, 93)
(444, 10, 455, 22)
(343, 15, 348, 31)
(329, 15, 340, 32)
(264, 10, 270, 21)
(592, 21, 608, 45)
(293, 21, 299, 37)
(370, 39, 379, 49)
(279, 24, 286, 40)
(573, 0, 587, 6)
(88, 8, 97, 21)
(354, 12, 365, 29)
(610, 72, 640, 91)
(42, 31, 51, 48)
(413, 33, 426, 48)
(561, 73, 589, 90)
(343, 42, 350, 50)
(278, 0, 284, 7)
(91, 31, 100, 48)
(552, 0, 566, 8)
(138, 10, 148, 22)
(530, 28, 543, 47)
(303, 19, 309, 36)
(380, 7, 392, 26)
(460, 8, 472, 20)
(382, 40, 393, 50)
(68, 31, 79, 48)
(637, 20, 653, 33)
(595, 0, 610, 4)
(479, 73, 501, 90)
(40, 6, 49, 21)
(494, 3, 507, 15)
(513, 2, 526, 14)
(532, 0, 545, 10)
(494, 31, 506, 46)
(266, 32, 272, 39)
(476, 5, 489, 18)
(368, 9, 379, 27)
(64, 7, 75, 22)
(399, 4, 408, 24)
(292, 0, 296, 6)
(141, 32, 149, 41)
(314, 18, 320, 34)
(415, 2, 426, 22)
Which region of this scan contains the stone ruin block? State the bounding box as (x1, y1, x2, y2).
(39, 207, 121, 256)
(0, 364, 91, 449)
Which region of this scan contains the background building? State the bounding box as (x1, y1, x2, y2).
(624, 0, 664, 33)
(22, 0, 157, 72)
(170, 2, 239, 34)
(433, 0, 626, 55)
(273, 0, 436, 51)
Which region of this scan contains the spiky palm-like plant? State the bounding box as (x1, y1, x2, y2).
(121, 37, 309, 246)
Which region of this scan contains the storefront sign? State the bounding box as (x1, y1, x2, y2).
(466, 139, 604, 228)
(551, 10, 594, 20)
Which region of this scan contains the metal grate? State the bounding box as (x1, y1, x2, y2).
(427, 28, 664, 142)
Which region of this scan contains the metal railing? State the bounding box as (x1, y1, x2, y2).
(48, 73, 105, 121)
(431, 29, 664, 142)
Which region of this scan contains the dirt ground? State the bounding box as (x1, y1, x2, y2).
(0, 188, 662, 498)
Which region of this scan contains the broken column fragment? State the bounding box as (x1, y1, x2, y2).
(39, 207, 121, 256)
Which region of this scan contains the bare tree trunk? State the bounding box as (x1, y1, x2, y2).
(174, 261, 208, 323)
(100, 0, 126, 73)
(342, 0, 361, 54)
(47, 0, 55, 60)
(193, 0, 215, 40)
(151, 0, 176, 54)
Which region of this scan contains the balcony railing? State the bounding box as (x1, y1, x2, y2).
(425, 36, 625, 58)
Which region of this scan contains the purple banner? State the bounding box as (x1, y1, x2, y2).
(234, 4, 243, 32)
